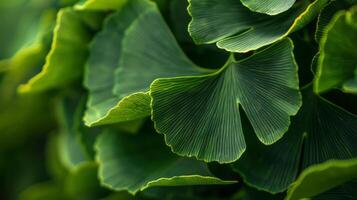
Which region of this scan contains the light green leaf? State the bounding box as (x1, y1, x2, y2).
(231, 86, 357, 193)
(75, 0, 126, 10)
(188, 0, 328, 52)
(314, 6, 357, 94)
(95, 129, 235, 194)
(0, 0, 55, 59)
(19, 8, 103, 93)
(84, 0, 207, 126)
(240, 0, 296, 15)
(150, 38, 301, 163)
(286, 159, 357, 200)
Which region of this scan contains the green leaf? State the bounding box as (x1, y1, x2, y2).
(151, 38, 301, 163)
(231, 86, 357, 193)
(188, 0, 328, 52)
(19, 8, 104, 93)
(315, 1, 350, 43)
(18, 182, 69, 200)
(56, 97, 91, 170)
(84, 0, 208, 126)
(64, 162, 106, 199)
(0, 0, 55, 59)
(314, 6, 357, 94)
(240, 0, 296, 15)
(95, 128, 235, 194)
(75, 0, 126, 10)
(286, 159, 357, 200)
(312, 180, 357, 200)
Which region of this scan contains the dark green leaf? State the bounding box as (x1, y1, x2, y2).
(95, 129, 235, 194)
(188, 0, 328, 52)
(151, 39, 301, 163)
(232, 86, 357, 193)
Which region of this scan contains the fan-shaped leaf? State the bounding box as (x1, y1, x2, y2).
(19, 8, 103, 93)
(231, 86, 357, 193)
(240, 0, 296, 15)
(286, 159, 357, 200)
(95, 129, 235, 194)
(84, 0, 208, 126)
(314, 6, 357, 94)
(150, 38, 301, 163)
(188, 0, 328, 53)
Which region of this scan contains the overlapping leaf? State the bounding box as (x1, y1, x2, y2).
(19, 8, 103, 93)
(312, 180, 357, 200)
(84, 0, 208, 126)
(286, 159, 357, 200)
(314, 5, 357, 94)
(232, 86, 357, 193)
(151, 39, 301, 163)
(240, 0, 296, 15)
(95, 129, 235, 194)
(188, 0, 328, 52)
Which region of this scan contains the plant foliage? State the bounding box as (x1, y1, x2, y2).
(0, 0, 356, 199)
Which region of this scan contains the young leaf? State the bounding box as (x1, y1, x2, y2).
(231, 86, 357, 193)
(150, 39, 301, 163)
(84, 0, 208, 126)
(19, 8, 103, 93)
(95, 129, 235, 194)
(188, 0, 328, 52)
(286, 159, 357, 200)
(314, 6, 357, 94)
(240, 0, 296, 15)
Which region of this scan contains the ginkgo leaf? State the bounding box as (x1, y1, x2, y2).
(0, 0, 55, 59)
(188, 0, 328, 53)
(314, 6, 357, 94)
(315, 1, 350, 43)
(240, 0, 296, 15)
(312, 180, 357, 200)
(286, 159, 357, 200)
(56, 97, 91, 170)
(84, 0, 208, 126)
(75, 0, 125, 11)
(231, 86, 357, 193)
(150, 38, 301, 163)
(95, 129, 235, 195)
(19, 8, 103, 93)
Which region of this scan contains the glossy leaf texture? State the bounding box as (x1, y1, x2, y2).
(84, 0, 208, 126)
(240, 0, 296, 15)
(231, 86, 357, 193)
(19, 8, 104, 93)
(188, 0, 328, 52)
(314, 5, 357, 94)
(95, 128, 235, 194)
(151, 38, 301, 163)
